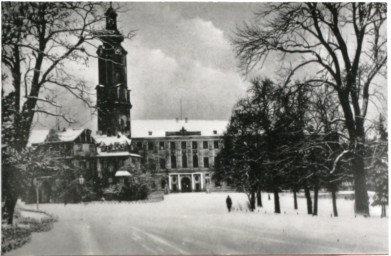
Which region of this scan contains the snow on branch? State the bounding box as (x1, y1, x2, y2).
(330, 150, 351, 174)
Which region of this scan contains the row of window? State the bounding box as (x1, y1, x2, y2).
(168, 155, 211, 169)
(141, 140, 219, 151)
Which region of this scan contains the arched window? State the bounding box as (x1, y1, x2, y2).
(182, 154, 187, 168)
(193, 154, 198, 168)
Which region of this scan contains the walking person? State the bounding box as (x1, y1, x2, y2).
(226, 195, 232, 212)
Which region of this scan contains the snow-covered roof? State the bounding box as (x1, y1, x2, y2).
(55, 129, 84, 142)
(28, 129, 50, 146)
(96, 152, 140, 157)
(94, 132, 131, 145)
(28, 129, 86, 146)
(115, 170, 132, 177)
(131, 119, 228, 138)
(28, 119, 228, 146)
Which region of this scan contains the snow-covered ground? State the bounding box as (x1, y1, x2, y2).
(8, 192, 388, 255)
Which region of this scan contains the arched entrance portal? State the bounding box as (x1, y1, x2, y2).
(181, 177, 192, 192)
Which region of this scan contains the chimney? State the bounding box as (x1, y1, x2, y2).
(185, 117, 188, 123)
(148, 131, 152, 136)
(176, 117, 179, 123)
(213, 130, 217, 135)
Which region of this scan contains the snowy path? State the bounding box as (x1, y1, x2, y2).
(8, 192, 388, 255)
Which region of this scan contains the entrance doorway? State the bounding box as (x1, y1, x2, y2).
(181, 177, 191, 192)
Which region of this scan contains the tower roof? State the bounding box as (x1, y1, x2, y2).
(93, 5, 123, 43)
(105, 6, 118, 18)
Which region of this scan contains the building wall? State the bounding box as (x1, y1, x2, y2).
(132, 136, 226, 192)
(133, 136, 221, 170)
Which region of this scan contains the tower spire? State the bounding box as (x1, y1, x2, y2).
(105, 3, 118, 31)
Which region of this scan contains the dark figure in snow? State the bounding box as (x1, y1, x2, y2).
(226, 195, 232, 212)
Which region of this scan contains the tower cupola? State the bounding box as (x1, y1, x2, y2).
(105, 6, 118, 31)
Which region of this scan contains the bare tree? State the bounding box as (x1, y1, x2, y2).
(232, 3, 387, 216)
(2, 2, 135, 150)
(1, 2, 134, 224)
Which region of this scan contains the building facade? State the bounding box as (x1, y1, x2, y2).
(131, 119, 230, 192)
(30, 128, 141, 202)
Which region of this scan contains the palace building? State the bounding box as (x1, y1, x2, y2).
(131, 119, 229, 192)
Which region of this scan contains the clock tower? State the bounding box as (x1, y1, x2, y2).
(95, 6, 132, 137)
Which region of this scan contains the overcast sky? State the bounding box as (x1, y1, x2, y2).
(27, 2, 386, 130)
(47, 2, 270, 129)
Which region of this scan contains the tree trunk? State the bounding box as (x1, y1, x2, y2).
(274, 189, 281, 214)
(4, 196, 18, 225)
(250, 191, 256, 211)
(305, 187, 312, 215)
(352, 155, 370, 216)
(256, 187, 262, 207)
(338, 89, 370, 216)
(293, 190, 298, 210)
(313, 185, 318, 216)
(332, 190, 338, 217)
(381, 205, 386, 218)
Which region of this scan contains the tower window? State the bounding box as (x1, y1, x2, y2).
(181, 141, 187, 149)
(170, 142, 176, 150)
(214, 141, 219, 149)
(203, 141, 208, 149)
(192, 141, 197, 149)
(159, 141, 165, 150)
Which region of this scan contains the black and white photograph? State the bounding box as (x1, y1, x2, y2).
(1, 2, 388, 255)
